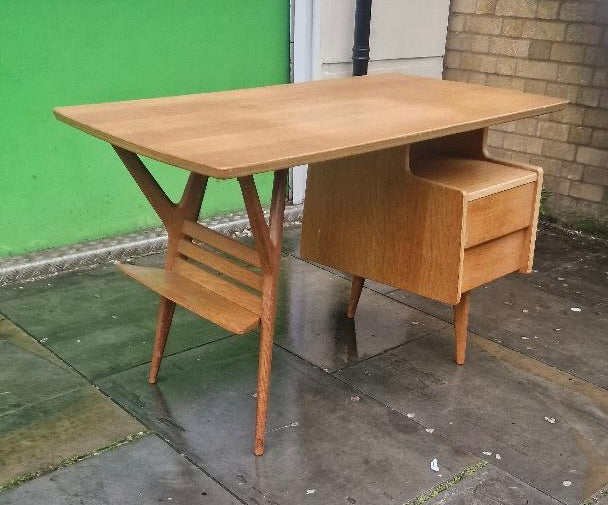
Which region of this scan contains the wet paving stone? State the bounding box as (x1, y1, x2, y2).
(0, 259, 231, 380)
(0, 319, 81, 416)
(426, 465, 560, 504)
(336, 327, 608, 505)
(0, 436, 239, 505)
(388, 274, 608, 390)
(97, 335, 478, 505)
(274, 256, 439, 372)
(0, 386, 144, 485)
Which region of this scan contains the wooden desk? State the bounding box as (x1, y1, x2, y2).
(54, 74, 566, 455)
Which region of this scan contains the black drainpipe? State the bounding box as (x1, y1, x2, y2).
(352, 0, 373, 76)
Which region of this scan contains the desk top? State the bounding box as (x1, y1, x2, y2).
(54, 74, 566, 178)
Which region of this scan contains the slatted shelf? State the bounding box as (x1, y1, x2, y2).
(118, 264, 260, 334)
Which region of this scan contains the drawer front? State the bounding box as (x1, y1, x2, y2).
(462, 229, 527, 292)
(465, 183, 536, 248)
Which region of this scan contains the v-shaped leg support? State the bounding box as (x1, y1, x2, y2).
(239, 170, 288, 455)
(113, 146, 208, 383)
(114, 146, 288, 456)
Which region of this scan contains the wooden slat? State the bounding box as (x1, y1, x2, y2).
(177, 239, 263, 291)
(461, 229, 527, 292)
(173, 258, 262, 314)
(54, 74, 567, 178)
(465, 183, 535, 248)
(117, 265, 260, 334)
(182, 220, 261, 267)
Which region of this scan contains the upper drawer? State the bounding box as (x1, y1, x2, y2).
(465, 183, 536, 248)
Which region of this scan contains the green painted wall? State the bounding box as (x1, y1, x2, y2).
(0, 1, 289, 257)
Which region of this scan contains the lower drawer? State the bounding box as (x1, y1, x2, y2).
(465, 183, 536, 248)
(461, 229, 527, 292)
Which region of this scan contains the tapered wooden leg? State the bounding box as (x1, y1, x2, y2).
(113, 146, 209, 384)
(453, 291, 470, 365)
(149, 297, 176, 383)
(240, 170, 287, 456)
(346, 275, 365, 318)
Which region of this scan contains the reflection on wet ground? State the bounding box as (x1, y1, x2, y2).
(0, 223, 606, 504)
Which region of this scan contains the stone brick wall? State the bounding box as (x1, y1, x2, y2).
(444, 0, 608, 224)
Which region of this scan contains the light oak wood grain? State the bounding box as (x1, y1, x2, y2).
(118, 264, 260, 334)
(301, 146, 466, 305)
(465, 183, 535, 247)
(55, 74, 566, 178)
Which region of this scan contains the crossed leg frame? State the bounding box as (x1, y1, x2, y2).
(113, 145, 287, 455)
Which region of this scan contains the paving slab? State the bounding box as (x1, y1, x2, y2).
(0, 385, 144, 485)
(336, 326, 608, 504)
(274, 256, 439, 372)
(388, 274, 608, 390)
(0, 319, 81, 416)
(97, 335, 478, 505)
(0, 258, 231, 380)
(0, 435, 239, 505)
(425, 465, 560, 504)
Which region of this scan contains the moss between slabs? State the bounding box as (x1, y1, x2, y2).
(0, 430, 150, 493)
(405, 460, 489, 505)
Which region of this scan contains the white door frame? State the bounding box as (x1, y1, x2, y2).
(290, 0, 321, 204)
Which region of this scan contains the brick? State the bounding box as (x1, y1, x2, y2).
(575, 200, 607, 219)
(503, 133, 543, 154)
(544, 175, 572, 195)
(538, 121, 570, 141)
(557, 63, 594, 85)
(448, 33, 490, 52)
(524, 80, 547, 94)
(549, 43, 586, 63)
(585, 108, 608, 129)
(549, 194, 578, 212)
(494, 122, 517, 133)
(569, 181, 604, 202)
(449, 14, 467, 32)
(487, 146, 514, 159)
(529, 40, 553, 59)
(487, 74, 525, 90)
(467, 71, 488, 84)
(545, 82, 580, 101)
(489, 37, 530, 57)
(460, 53, 498, 73)
(598, 2, 608, 24)
(576, 87, 601, 107)
(577, 146, 608, 167)
(445, 51, 462, 68)
(584, 46, 608, 67)
(542, 139, 577, 160)
(487, 129, 505, 147)
(502, 19, 525, 37)
(537, 1, 560, 19)
(443, 68, 469, 82)
(495, 0, 537, 17)
(551, 104, 586, 125)
(522, 20, 566, 41)
(511, 151, 532, 164)
(468, 16, 503, 34)
(496, 57, 517, 75)
(565, 23, 603, 44)
(559, 161, 585, 180)
(514, 118, 539, 136)
(591, 130, 608, 150)
(600, 90, 608, 109)
(451, 0, 477, 13)
(593, 69, 608, 88)
(559, 2, 597, 22)
(568, 126, 593, 145)
(584, 166, 608, 186)
(516, 59, 558, 80)
(476, 0, 498, 15)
